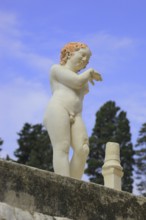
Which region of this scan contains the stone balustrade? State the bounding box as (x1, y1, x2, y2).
(102, 142, 123, 190)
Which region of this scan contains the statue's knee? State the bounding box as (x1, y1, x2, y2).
(82, 144, 89, 156)
(77, 144, 89, 157)
(82, 137, 89, 156)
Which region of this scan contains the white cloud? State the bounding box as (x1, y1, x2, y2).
(81, 32, 137, 73)
(0, 77, 51, 158)
(21, 53, 53, 73)
(0, 11, 19, 34)
(84, 32, 135, 50)
(0, 11, 53, 73)
(0, 11, 22, 51)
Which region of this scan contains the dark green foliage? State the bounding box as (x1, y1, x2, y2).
(0, 138, 3, 153)
(135, 123, 146, 196)
(14, 123, 53, 171)
(85, 101, 134, 193)
(6, 155, 11, 161)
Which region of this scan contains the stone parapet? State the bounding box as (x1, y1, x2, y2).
(0, 202, 71, 220)
(0, 159, 146, 220)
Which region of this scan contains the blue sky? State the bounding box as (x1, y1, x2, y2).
(0, 0, 146, 168)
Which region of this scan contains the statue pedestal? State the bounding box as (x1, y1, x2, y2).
(102, 142, 123, 190)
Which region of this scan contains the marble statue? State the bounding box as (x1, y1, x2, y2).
(44, 42, 102, 180)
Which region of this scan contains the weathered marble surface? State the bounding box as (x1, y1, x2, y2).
(0, 159, 146, 220)
(0, 202, 72, 220)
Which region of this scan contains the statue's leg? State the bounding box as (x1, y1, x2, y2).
(70, 114, 89, 179)
(44, 103, 71, 177)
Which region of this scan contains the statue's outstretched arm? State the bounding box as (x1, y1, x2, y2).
(51, 65, 102, 89)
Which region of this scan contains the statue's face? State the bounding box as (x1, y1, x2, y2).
(69, 47, 91, 71)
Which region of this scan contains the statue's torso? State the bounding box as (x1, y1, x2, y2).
(50, 82, 84, 115)
(49, 66, 87, 115)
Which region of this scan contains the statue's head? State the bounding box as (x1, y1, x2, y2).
(60, 42, 89, 65)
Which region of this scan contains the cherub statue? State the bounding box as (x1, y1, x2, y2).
(44, 42, 102, 180)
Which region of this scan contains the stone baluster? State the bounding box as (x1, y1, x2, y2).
(102, 142, 123, 190)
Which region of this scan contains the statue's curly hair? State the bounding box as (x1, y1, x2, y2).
(60, 42, 88, 65)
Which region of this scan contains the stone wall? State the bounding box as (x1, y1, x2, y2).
(0, 159, 146, 220)
(0, 202, 71, 220)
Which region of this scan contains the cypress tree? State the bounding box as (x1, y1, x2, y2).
(14, 123, 53, 171)
(0, 138, 3, 154)
(135, 123, 146, 196)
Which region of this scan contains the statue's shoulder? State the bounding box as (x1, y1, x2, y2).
(51, 64, 62, 72)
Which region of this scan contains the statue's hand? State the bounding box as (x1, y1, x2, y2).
(88, 68, 103, 85)
(92, 71, 102, 81)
